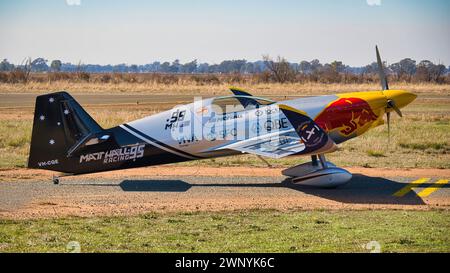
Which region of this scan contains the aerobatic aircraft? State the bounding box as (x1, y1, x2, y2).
(28, 47, 416, 187)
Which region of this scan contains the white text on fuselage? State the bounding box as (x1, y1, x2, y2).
(80, 144, 145, 164)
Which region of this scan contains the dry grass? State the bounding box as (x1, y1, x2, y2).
(0, 82, 449, 97)
(1, 210, 449, 252)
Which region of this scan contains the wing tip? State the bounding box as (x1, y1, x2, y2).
(229, 86, 252, 96)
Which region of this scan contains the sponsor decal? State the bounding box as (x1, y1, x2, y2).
(314, 97, 378, 136)
(264, 118, 289, 131)
(254, 107, 279, 117)
(38, 159, 59, 167)
(204, 127, 238, 141)
(169, 103, 287, 143)
(177, 134, 200, 146)
(195, 106, 209, 115)
(250, 118, 289, 134)
(165, 109, 187, 130)
(207, 112, 243, 123)
(80, 144, 145, 164)
(268, 136, 291, 147)
(205, 131, 217, 141)
(297, 122, 325, 149)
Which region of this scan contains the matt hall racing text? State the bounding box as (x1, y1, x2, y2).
(80, 144, 145, 164)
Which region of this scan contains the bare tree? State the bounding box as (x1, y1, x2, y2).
(390, 58, 416, 81)
(75, 60, 90, 82)
(10, 57, 32, 83)
(262, 55, 295, 83)
(415, 60, 445, 83)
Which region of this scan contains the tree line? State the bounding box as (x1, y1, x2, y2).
(0, 56, 449, 84)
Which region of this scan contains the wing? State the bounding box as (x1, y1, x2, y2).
(214, 104, 337, 158)
(222, 129, 307, 158)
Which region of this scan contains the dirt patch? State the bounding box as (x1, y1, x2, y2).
(2, 196, 442, 220)
(1, 166, 449, 182)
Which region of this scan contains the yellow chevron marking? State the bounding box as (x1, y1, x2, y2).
(417, 179, 449, 197)
(229, 86, 249, 93)
(393, 178, 430, 197)
(278, 104, 308, 116)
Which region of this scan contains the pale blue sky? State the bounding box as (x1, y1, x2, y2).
(0, 0, 449, 66)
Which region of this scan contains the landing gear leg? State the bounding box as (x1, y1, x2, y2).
(318, 154, 327, 169)
(310, 154, 327, 169)
(256, 155, 273, 168)
(311, 155, 318, 166)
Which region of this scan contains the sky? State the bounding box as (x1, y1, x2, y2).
(0, 0, 449, 66)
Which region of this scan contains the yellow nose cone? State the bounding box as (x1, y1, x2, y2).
(383, 90, 417, 109)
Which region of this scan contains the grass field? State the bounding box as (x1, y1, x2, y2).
(1, 82, 450, 96)
(0, 209, 448, 253)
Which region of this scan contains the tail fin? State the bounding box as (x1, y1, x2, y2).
(28, 91, 103, 172)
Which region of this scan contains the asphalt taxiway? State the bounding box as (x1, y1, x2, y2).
(0, 167, 448, 219)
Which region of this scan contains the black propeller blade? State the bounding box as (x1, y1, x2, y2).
(387, 111, 391, 143)
(386, 99, 403, 144)
(376, 45, 403, 144)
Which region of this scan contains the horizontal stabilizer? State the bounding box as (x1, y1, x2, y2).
(229, 87, 253, 97)
(229, 87, 261, 108)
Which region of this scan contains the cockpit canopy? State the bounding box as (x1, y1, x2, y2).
(210, 95, 275, 114)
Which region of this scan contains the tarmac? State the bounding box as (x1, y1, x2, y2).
(0, 167, 448, 219)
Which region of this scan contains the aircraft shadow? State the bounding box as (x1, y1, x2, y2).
(120, 179, 191, 192)
(66, 179, 192, 192)
(282, 174, 426, 205)
(119, 174, 428, 205)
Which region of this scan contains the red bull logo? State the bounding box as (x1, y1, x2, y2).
(314, 98, 378, 136)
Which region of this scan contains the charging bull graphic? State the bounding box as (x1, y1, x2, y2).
(314, 98, 378, 136)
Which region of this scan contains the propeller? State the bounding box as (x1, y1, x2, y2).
(376, 45, 403, 143)
(387, 99, 402, 117)
(376, 45, 389, 91)
(386, 111, 391, 141)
